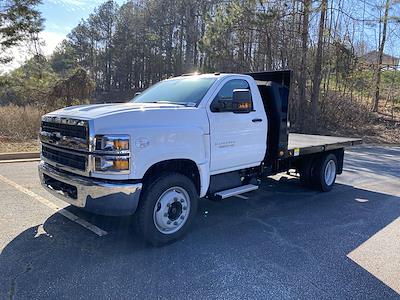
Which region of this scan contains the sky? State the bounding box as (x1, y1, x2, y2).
(1, 0, 123, 73)
(39, 0, 124, 42)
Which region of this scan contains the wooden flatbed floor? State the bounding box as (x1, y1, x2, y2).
(288, 133, 362, 156)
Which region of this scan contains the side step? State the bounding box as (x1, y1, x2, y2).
(215, 184, 259, 200)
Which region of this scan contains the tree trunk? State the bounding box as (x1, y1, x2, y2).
(311, 0, 327, 126)
(184, 2, 196, 72)
(373, 0, 390, 112)
(298, 0, 311, 129)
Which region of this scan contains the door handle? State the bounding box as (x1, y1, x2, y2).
(252, 118, 263, 123)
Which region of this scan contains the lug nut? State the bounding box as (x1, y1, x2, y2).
(180, 199, 184, 203)
(183, 207, 187, 210)
(180, 216, 184, 220)
(173, 197, 178, 201)
(174, 222, 178, 225)
(164, 213, 168, 217)
(167, 221, 171, 224)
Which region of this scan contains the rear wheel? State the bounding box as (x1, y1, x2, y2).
(136, 172, 198, 246)
(312, 153, 338, 192)
(299, 159, 314, 187)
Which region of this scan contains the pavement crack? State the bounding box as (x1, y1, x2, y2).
(245, 216, 278, 234)
(8, 279, 15, 300)
(8, 264, 32, 300)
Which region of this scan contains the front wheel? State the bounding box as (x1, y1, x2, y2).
(136, 173, 198, 246)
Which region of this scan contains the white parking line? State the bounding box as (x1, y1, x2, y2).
(0, 174, 108, 237)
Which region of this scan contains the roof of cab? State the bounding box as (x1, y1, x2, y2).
(169, 73, 249, 81)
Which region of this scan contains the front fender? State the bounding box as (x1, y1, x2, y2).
(131, 127, 210, 196)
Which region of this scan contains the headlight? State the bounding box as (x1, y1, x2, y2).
(95, 157, 129, 172)
(95, 135, 130, 152)
(93, 135, 130, 173)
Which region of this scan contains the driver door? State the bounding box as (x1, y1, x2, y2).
(207, 78, 266, 174)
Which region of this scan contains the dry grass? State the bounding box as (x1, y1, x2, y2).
(0, 105, 44, 153)
(319, 91, 374, 131)
(0, 105, 44, 140)
(316, 91, 399, 144)
(0, 137, 40, 153)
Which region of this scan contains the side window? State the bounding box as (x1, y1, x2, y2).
(211, 79, 252, 112)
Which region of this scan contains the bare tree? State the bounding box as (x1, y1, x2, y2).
(372, 0, 390, 112)
(298, 0, 311, 127)
(311, 0, 328, 124)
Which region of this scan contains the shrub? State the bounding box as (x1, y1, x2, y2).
(318, 91, 374, 131)
(0, 105, 45, 140)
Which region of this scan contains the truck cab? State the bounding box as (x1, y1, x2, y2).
(38, 71, 360, 245)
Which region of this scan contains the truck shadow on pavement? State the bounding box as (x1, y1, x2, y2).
(1, 176, 400, 299)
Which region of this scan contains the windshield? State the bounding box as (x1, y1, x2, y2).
(132, 77, 216, 106)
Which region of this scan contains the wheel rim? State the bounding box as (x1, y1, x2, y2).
(324, 159, 336, 186)
(153, 186, 191, 234)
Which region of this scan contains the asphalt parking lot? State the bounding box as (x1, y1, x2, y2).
(0, 145, 399, 299)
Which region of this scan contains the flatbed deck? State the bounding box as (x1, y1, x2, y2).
(288, 133, 362, 156)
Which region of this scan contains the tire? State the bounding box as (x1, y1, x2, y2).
(299, 159, 313, 187)
(312, 153, 338, 192)
(136, 172, 199, 246)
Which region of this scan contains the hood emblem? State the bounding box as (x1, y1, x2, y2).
(48, 132, 62, 143)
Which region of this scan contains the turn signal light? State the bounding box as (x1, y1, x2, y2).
(114, 140, 129, 150)
(95, 157, 129, 172)
(113, 159, 129, 170)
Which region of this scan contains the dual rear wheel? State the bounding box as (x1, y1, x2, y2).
(299, 153, 338, 192)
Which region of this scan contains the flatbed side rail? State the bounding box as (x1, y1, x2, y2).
(288, 139, 362, 157)
(287, 134, 362, 157)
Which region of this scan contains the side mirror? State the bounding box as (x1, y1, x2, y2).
(232, 89, 252, 113)
(210, 89, 253, 113)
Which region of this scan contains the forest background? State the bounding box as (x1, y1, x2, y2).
(0, 0, 399, 152)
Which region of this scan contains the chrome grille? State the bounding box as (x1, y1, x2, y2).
(40, 117, 89, 151)
(41, 121, 87, 139)
(42, 145, 87, 171)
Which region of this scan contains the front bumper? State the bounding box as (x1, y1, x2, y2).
(38, 161, 142, 216)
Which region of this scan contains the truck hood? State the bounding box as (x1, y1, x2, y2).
(47, 102, 189, 120)
(46, 102, 210, 135)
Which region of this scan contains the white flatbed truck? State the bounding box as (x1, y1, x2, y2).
(38, 70, 361, 245)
